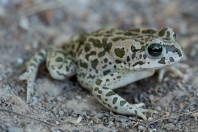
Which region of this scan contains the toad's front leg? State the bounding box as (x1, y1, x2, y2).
(19, 48, 48, 101)
(91, 70, 157, 120)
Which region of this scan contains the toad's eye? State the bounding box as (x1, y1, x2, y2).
(146, 43, 165, 58)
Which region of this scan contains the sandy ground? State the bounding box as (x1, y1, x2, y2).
(0, 0, 198, 131)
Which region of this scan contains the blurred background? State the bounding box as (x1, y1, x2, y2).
(0, 0, 197, 131)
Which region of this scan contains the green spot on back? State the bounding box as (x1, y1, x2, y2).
(103, 70, 111, 76)
(91, 59, 98, 69)
(84, 43, 91, 52)
(89, 38, 102, 48)
(114, 48, 125, 58)
(104, 42, 112, 52)
(142, 29, 157, 34)
(79, 60, 88, 69)
(124, 32, 138, 36)
(112, 37, 126, 42)
(98, 50, 106, 57)
(158, 27, 168, 37)
(85, 51, 96, 60)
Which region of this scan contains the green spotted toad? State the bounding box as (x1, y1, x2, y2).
(19, 27, 184, 120)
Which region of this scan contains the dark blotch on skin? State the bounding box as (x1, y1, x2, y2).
(98, 50, 106, 57)
(96, 79, 102, 86)
(103, 70, 111, 76)
(91, 59, 98, 69)
(158, 57, 166, 64)
(102, 87, 109, 89)
(113, 97, 118, 104)
(139, 54, 142, 59)
(98, 90, 102, 94)
(115, 60, 122, 64)
(132, 61, 145, 67)
(124, 32, 138, 36)
(165, 45, 182, 57)
(169, 57, 175, 62)
(94, 87, 99, 91)
(84, 43, 91, 52)
(114, 106, 118, 110)
(57, 71, 66, 77)
(104, 58, 108, 63)
(114, 48, 125, 58)
(79, 60, 88, 69)
(106, 91, 116, 96)
(112, 37, 126, 42)
(127, 56, 130, 62)
(104, 42, 112, 52)
(131, 45, 138, 52)
(120, 100, 127, 106)
(142, 29, 157, 34)
(55, 57, 63, 62)
(158, 27, 168, 37)
(85, 51, 96, 60)
(87, 74, 95, 79)
(97, 95, 102, 99)
(89, 38, 102, 48)
(143, 54, 147, 59)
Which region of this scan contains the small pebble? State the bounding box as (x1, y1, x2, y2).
(165, 123, 175, 131)
(55, 120, 60, 125)
(17, 58, 24, 64)
(156, 106, 162, 111)
(108, 121, 114, 127)
(97, 128, 102, 132)
(19, 17, 29, 30)
(59, 110, 64, 116)
(138, 125, 145, 131)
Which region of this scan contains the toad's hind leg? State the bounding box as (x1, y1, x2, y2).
(19, 48, 48, 101)
(91, 70, 157, 120)
(46, 48, 76, 80)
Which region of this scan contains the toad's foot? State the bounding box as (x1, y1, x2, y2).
(158, 63, 188, 82)
(125, 103, 158, 120)
(19, 69, 37, 102)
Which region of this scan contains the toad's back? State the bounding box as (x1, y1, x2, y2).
(61, 28, 183, 89)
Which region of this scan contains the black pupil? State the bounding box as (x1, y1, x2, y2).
(147, 43, 163, 57)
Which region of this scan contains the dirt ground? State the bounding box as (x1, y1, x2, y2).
(0, 0, 198, 131)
